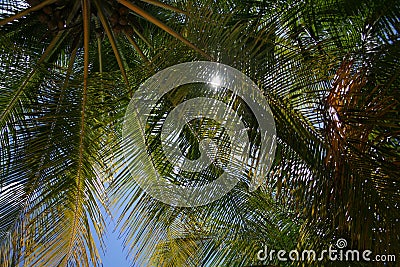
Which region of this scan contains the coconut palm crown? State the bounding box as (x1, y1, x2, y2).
(1, 0, 399, 266)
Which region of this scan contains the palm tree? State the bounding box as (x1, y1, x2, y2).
(1, 0, 399, 267)
(0, 1, 210, 266)
(111, 1, 400, 266)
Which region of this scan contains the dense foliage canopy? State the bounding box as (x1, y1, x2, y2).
(0, 0, 399, 266)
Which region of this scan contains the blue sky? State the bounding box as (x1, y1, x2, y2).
(90, 204, 132, 267)
(99, 226, 131, 267)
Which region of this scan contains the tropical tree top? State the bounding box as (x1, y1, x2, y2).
(1, 0, 399, 266)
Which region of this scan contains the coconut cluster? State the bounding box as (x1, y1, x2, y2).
(30, 0, 70, 31)
(108, 4, 135, 36)
(28, 0, 137, 37)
